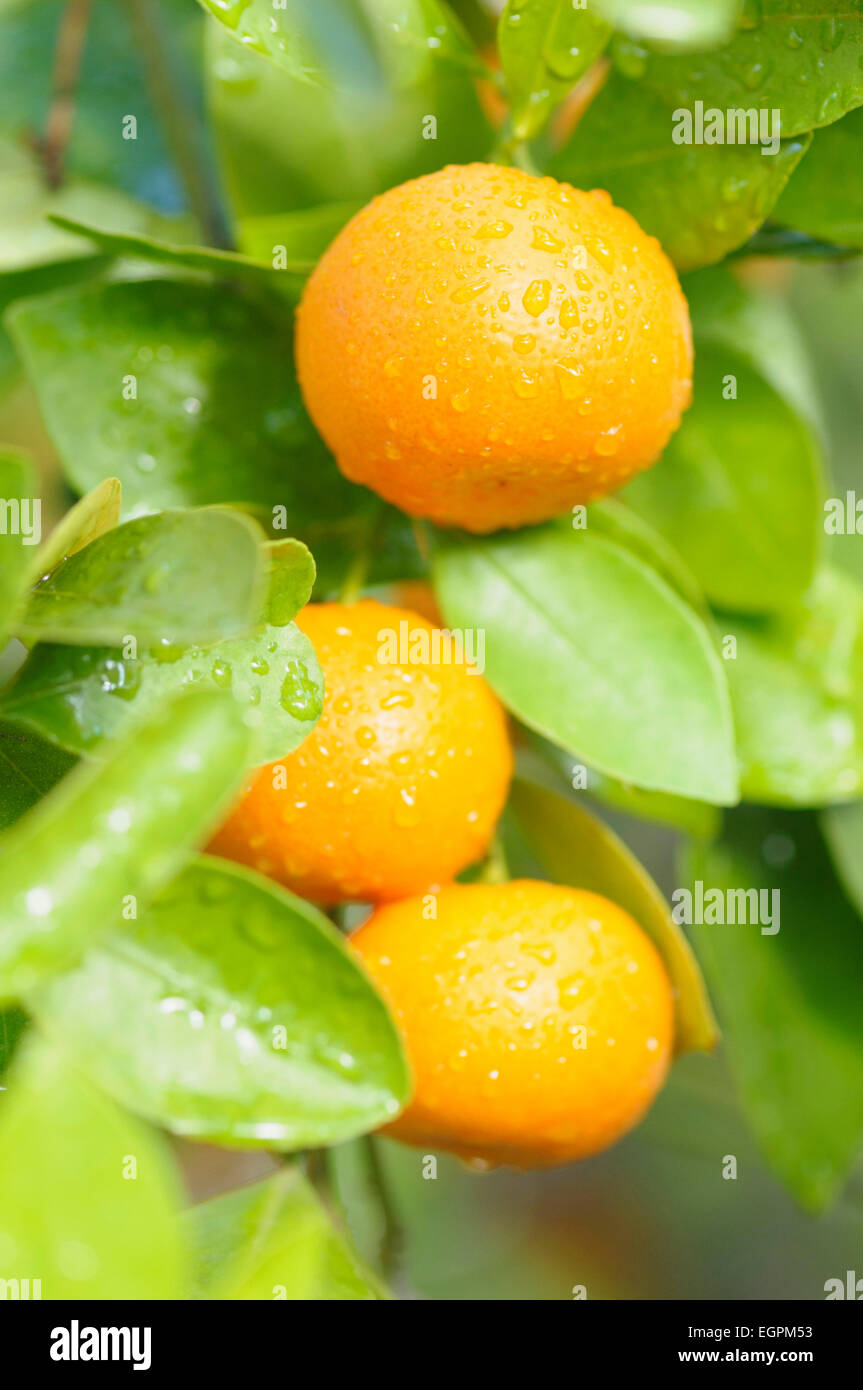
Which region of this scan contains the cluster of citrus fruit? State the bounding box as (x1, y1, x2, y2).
(211, 163, 691, 1168)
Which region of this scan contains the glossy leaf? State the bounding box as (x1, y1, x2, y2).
(622, 342, 822, 613)
(518, 729, 720, 841)
(821, 800, 863, 918)
(506, 777, 718, 1053)
(615, 3, 863, 138)
(548, 71, 809, 270)
(187, 1168, 386, 1299)
(0, 721, 76, 830)
(588, 497, 706, 613)
(0, 691, 253, 1000)
(34, 856, 411, 1149)
(18, 508, 266, 648)
(197, 0, 478, 84)
(0, 448, 37, 647)
(773, 106, 863, 249)
(48, 214, 311, 294)
(32, 476, 122, 581)
(687, 807, 863, 1211)
(5, 276, 369, 533)
(498, 1, 611, 140)
(0, 1037, 185, 1297)
(3, 541, 321, 763)
(433, 525, 738, 805)
(726, 569, 863, 806)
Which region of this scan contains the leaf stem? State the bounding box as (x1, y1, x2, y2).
(120, 0, 230, 247)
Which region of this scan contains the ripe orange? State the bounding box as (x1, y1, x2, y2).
(295, 162, 692, 532)
(351, 881, 674, 1168)
(209, 601, 512, 904)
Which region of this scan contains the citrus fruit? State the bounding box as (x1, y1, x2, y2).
(295, 162, 692, 532)
(209, 601, 512, 904)
(351, 880, 674, 1168)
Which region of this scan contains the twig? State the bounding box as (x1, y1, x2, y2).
(120, 0, 230, 247)
(38, 0, 93, 189)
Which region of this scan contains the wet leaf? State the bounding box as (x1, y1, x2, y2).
(773, 105, 863, 248)
(549, 71, 809, 270)
(34, 856, 411, 1149)
(0, 690, 253, 1000)
(31, 476, 122, 581)
(498, 1, 611, 140)
(18, 508, 266, 648)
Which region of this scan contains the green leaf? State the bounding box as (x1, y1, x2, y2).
(821, 799, 863, 918)
(236, 204, 363, 262)
(498, 1, 611, 140)
(686, 806, 863, 1211)
(18, 507, 266, 648)
(506, 777, 718, 1053)
(518, 728, 720, 840)
(0, 135, 181, 273)
(622, 342, 823, 613)
(2, 540, 322, 763)
(548, 71, 809, 270)
(0, 1036, 185, 1297)
(773, 105, 863, 249)
(34, 856, 411, 1150)
(595, 0, 741, 48)
(5, 276, 368, 532)
(433, 525, 738, 805)
(205, 13, 490, 222)
(0, 722, 76, 830)
(726, 569, 863, 806)
(588, 496, 706, 612)
(616, 3, 863, 138)
(682, 263, 824, 433)
(0, 1004, 27, 1082)
(198, 0, 479, 84)
(31, 476, 122, 582)
(0, 690, 253, 1000)
(186, 1168, 387, 1299)
(48, 214, 311, 294)
(0, 448, 37, 647)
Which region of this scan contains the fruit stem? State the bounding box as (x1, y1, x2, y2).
(478, 835, 510, 884)
(338, 502, 386, 604)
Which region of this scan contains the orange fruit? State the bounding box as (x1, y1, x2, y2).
(351, 881, 674, 1168)
(295, 162, 692, 532)
(209, 601, 512, 904)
